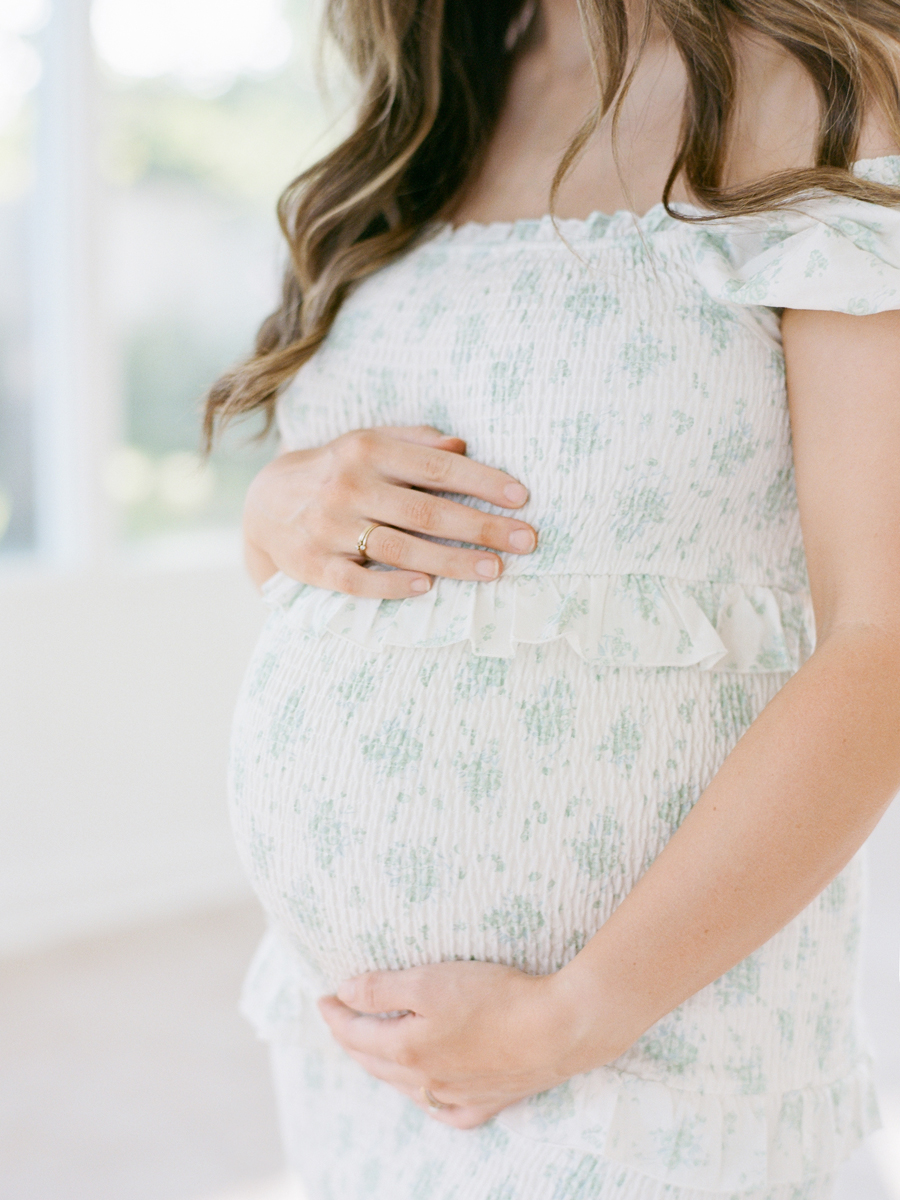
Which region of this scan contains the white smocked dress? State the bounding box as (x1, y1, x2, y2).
(228, 156, 900, 1200)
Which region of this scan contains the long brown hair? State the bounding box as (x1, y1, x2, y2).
(205, 0, 900, 444)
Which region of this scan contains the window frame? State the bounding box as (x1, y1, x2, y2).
(22, 0, 114, 568)
(4, 0, 260, 578)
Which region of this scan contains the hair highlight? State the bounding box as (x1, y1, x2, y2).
(205, 0, 900, 445)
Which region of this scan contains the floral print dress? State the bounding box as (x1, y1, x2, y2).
(228, 157, 900, 1199)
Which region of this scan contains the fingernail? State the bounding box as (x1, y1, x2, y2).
(503, 483, 528, 505)
(509, 529, 535, 552)
(410, 577, 430, 594)
(475, 558, 500, 579)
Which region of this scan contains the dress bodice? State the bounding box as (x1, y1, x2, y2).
(234, 160, 900, 1193)
(265, 156, 900, 673)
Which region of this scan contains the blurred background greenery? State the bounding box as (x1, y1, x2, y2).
(0, 0, 345, 549)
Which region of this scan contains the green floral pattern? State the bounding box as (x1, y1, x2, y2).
(229, 157, 900, 1198)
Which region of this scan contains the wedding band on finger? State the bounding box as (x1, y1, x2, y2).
(356, 522, 382, 561)
(420, 1086, 449, 1111)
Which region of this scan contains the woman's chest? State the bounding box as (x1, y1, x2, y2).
(278, 236, 791, 514)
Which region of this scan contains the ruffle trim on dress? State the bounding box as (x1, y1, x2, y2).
(495, 1057, 881, 1192)
(428, 156, 900, 254)
(239, 927, 330, 1040)
(261, 571, 815, 673)
(241, 929, 879, 1192)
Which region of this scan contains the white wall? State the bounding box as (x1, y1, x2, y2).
(0, 555, 264, 957)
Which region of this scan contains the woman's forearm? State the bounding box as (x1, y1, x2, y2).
(557, 625, 900, 1070)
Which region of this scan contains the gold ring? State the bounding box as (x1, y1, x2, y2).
(356, 523, 381, 561)
(420, 1086, 449, 1110)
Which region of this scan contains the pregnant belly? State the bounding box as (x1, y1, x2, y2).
(228, 608, 788, 991)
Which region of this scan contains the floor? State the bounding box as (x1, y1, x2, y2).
(2, 801, 900, 1200)
(0, 903, 285, 1200)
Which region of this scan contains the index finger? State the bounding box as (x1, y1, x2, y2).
(318, 995, 422, 1060)
(377, 425, 468, 455)
(378, 440, 529, 509)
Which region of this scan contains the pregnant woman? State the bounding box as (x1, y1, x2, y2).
(209, 1, 900, 1196)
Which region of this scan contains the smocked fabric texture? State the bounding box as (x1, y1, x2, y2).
(232, 637, 873, 1197)
(229, 157, 900, 1198)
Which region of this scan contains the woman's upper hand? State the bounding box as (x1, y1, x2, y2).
(242, 425, 537, 597)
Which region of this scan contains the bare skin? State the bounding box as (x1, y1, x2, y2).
(242, 0, 900, 1129)
(243, 426, 536, 596)
(246, 0, 895, 597)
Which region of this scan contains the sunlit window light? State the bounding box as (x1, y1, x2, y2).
(103, 446, 218, 515)
(0, 0, 49, 132)
(0, 0, 48, 35)
(102, 446, 156, 507)
(156, 451, 216, 512)
(90, 0, 293, 94)
(0, 489, 11, 541)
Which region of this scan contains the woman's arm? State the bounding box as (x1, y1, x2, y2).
(553, 307, 900, 1063)
(318, 308, 900, 1126)
(242, 425, 536, 596)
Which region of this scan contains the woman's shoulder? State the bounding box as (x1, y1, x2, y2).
(724, 27, 900, 188)
(855, 111, 900, 167)
(856, 28, 900, 162)
(724, 30, 820, 187)
(678, 29, 900, 317)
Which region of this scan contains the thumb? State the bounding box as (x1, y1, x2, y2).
(336, 968, 422, 1015)
(384, 425, 466, 454)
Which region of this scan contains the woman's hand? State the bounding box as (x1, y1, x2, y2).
(242, 425, 537, 596)
(317, 960, 614, 1130)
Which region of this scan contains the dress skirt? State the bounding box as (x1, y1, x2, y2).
(268, 1042, 837, 1200)
(228, 605, 874, 1198)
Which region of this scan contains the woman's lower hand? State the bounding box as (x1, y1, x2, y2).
(242, 425, 537, 595)
(317, 960, 610, 1130)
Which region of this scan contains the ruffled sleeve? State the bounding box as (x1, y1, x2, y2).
(689, 155, 900, 315)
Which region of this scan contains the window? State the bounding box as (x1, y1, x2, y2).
(1, 0, 339, 559)
(0, 0, 44, 554)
